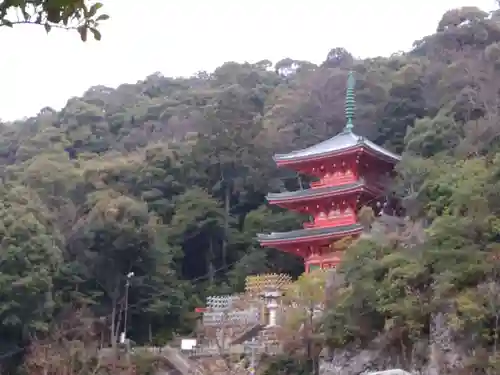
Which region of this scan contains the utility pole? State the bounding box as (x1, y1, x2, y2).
(244, 337, 259, 375)
(120, 271, 134, 345)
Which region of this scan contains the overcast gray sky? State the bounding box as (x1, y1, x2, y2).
(0, 0, 497, 121)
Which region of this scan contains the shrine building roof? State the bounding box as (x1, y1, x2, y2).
(274, 71, 401, 165)
(273, 131, 401, 164)
(257, 223, 363, 245)
(266, 180, 379, 203)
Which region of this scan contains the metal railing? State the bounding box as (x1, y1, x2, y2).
(128, 345, 205, 375)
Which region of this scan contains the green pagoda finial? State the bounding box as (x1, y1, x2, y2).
(344, 71, 356, 132)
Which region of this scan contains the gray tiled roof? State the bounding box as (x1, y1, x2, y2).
(257, 223, 363, 243)
(273, 131, 400, 163)
(267, 181, 368, 202)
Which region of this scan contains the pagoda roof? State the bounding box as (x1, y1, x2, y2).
(257, 223, 363, 245)
(267, 180, 379, 203)
(273, 131, 401, 165)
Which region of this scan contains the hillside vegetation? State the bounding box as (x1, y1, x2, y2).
(1, 4, 500, 373)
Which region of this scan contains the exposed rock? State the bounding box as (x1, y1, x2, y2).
(319, 335, 400, 375)
(319, 309, 467, 375)
(427, 311, 466, 375)
(366, 370, 412, 375)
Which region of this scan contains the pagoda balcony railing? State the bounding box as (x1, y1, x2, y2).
(303, 216, 357, 229)
(310, 173, 356, 188)
(310, 174, 390, 190)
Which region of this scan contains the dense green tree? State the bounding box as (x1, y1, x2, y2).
(2, 3, 500, 372)
(0, 184, 63, 367)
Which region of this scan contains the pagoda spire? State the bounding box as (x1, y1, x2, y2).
(344, 71, 356, 132)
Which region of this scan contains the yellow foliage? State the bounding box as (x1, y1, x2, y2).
(284, 269, 327, 303)
(281, 270, 328, 331)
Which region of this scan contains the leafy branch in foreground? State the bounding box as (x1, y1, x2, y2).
(0, 0, 109, 41)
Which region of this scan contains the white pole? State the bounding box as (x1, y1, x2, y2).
(268, 300, 278, 327)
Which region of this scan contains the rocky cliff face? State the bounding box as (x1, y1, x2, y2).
(320, 216, 467, 375)
(427, 311, 467, 375)
(319, 339, 396, 375)
(320, 239, 467, 375)
(319, 310, 466, 375)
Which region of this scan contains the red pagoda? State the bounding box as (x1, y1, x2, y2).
(257, 72, 401, 273)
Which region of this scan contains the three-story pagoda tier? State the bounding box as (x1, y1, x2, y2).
(257, 72, 401, 273)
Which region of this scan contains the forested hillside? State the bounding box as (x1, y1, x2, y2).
(1, 4, 500, 373)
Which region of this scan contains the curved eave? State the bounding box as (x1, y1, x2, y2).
(257, 223, 363, 246)
(266, 181, 381, 204)
(274, 144, 401, 167)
